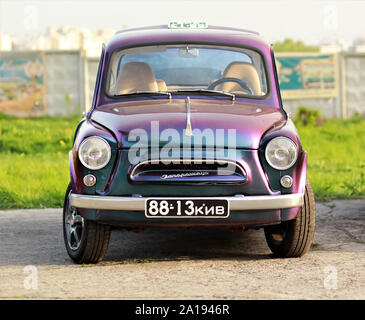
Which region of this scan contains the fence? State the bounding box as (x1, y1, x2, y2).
(0, 50, 364, 118)
(0, 50, 84, 117)
(341, 53, 365, 118)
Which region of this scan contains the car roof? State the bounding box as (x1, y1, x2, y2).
(115, 25, 260, 36)
(104, 25, 269, 53)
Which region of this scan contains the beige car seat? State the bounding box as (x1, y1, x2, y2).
(217, 62, 262, 95)
(114, 62, 158, 94)
(156, 79, 168, 91)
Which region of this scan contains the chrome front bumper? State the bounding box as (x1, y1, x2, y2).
(70, 193, 304, 211)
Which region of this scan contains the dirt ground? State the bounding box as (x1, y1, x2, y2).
(0, 200, 364, 299)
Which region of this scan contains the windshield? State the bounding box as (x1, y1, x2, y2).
(106, 44, 268, 98)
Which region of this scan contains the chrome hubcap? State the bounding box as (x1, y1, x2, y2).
(65, 192, 84, 250)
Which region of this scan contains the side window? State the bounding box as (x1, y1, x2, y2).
(91, 44, 105, 109)
(109, 70, 115, 92)
(260, 59, 267, 94)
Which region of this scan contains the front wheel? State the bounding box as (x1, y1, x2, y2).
(264, 180, 316, 258)
(63, 183, 111, 264)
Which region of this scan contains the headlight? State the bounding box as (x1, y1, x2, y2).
(78, 136, 111, 170)
(265, 137, 298, 170)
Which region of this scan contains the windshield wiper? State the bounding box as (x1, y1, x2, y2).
(172, 89, 235, 101)
(114, 91, 172, 100)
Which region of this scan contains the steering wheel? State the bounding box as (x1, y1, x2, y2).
(207, 77, 254, 95)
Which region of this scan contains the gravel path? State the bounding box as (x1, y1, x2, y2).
(0, 200, 364, 299)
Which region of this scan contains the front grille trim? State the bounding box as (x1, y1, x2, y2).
(130, 158, 247, 183)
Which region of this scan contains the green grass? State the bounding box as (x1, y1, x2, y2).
(0, 112, 364, 209)
(0, 113, 81, 209)
(310, 243, 321, 251)
(297, 117, 365, 200)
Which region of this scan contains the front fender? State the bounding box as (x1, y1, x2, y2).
(259, 118, 307, 195)
(69, 120, 118, 194)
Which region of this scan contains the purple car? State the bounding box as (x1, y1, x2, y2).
(63, 24, 316, 264)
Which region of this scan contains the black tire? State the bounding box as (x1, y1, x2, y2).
(63, 183, 111, 264)
(264, 180, 316, 258)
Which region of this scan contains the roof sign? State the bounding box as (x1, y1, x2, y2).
(168, 22, 208, 29)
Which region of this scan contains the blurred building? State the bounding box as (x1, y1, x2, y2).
(0, 33, 12, 51)
(320, 43, 342, 53)
(319, 38, 350, 53)
(350, 36, 365, 53)
(26, 25, 119, 56)
(10, 24, 365, 55)
(82, 28, 115, 56)
(4, 25, 123, 56)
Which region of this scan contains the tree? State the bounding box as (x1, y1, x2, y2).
(273, 39, 319, 52)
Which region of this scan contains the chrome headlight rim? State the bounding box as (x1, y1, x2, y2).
(265, 136, 298, 170)
(78, 136, 111, 170)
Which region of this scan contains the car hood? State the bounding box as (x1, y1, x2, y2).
(91, 98, 285, 150)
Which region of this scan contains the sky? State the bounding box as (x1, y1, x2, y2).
(0, 0, 365, 45)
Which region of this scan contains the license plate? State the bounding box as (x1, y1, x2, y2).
(145, 198, 229, 218)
